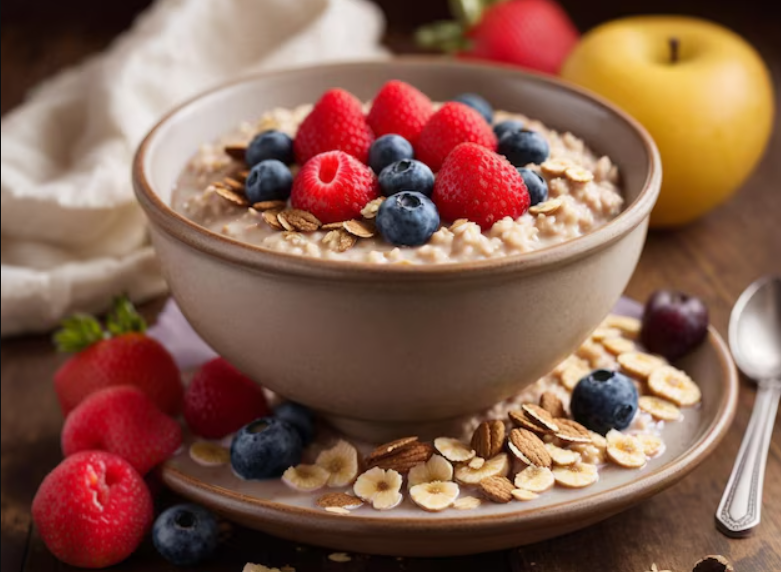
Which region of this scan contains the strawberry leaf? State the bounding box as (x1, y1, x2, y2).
(106, 296, 147, 337)
(415, 21, 470, 53)
(54, 315, 106, 353)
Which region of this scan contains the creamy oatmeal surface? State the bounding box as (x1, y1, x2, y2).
(172, 104, 623, 264)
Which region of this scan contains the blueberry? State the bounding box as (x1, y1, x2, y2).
(230, 417, 302, 480)
(245, 130, 294, 167)
(641, 291, 709, 360)
(153, 504, 219, 566)
(570, 369, 639, 435)
(518, 168, 548, 206)
(452, 93, 493, 124)
(244, 159, 293, 204)
(376, 191, 440, 247)
(369, 134, 414, 174)
(493, 119, 525, 140)
(498, 130, 550, 166)
(378, 159, 435, 198)
(274, 401, 315, 445)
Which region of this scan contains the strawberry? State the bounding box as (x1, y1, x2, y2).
(184, 358, 270, 439)
(32, 451, 153, 568)
(291, 150, 380, 224)
(416, 102, 497, 172)
(432, 142, 530, 229)
(416, 0, 579, 75)
(54, 297, 184, 417)
(367, 80, 434, 146)
(62, 386, 182, 475)
(293, 88, 374, 165)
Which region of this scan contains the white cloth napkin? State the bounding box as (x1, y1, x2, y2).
(0, 0, 387, 337)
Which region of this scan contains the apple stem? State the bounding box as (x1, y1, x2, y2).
(669, 37, 680, 63)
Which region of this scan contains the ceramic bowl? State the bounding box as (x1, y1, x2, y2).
(133, 58, 661, 441)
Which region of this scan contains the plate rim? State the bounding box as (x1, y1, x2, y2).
(163, 325, 738, 532)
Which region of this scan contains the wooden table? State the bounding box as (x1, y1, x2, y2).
(2, 2, 780, 570)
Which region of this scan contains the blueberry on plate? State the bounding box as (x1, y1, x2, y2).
(274, 401, 315, 445)
(376, 191, 440, 247)
(570, 369, 638, 435)
(244, 159, 293, 204)
(452, 93, 493, 124)
(498, 129, 550, 166)
(518, 168, 549, 206)
(493, 119, 525, 140)
(231, 417, 302, 480)
(245, 130, 294, 167)
(641, 290, 709, 360)
(369, 134, 414, 174)
(153, 504, 219, 566)
(378, 159, 435, 198)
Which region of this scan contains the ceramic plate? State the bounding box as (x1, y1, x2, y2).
(161, 299, 738, 557)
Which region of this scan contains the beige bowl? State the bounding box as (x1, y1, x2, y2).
(133, 58, 661, 441)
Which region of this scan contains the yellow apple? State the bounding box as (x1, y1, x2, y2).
(561, 16, 775, 227)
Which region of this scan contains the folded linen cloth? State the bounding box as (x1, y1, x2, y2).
(1, 0, 387, 337)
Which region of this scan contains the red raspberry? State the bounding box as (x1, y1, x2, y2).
(32, 451, 153, 568)
(367, 80, 434, 146)
(293, 88, 374, 165)
(291, 150, 380, 224)
(432, 142, 530, 230)
(184, 358, 270, 439)
(416, 101, 498, 172)
(62, 386, 182, 476)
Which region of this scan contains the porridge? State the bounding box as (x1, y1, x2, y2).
(172, 81, 623, 264)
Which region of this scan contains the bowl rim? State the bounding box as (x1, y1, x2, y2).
(161, 324, 738, 536)
(133, 57, 662, 281)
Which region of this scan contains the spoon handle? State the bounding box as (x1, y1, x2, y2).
(716, 380, 781, 537)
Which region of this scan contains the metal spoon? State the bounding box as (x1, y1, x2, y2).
(716, 276, 781, 537)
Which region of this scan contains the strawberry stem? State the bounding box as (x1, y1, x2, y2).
(53, 296, 146, 353)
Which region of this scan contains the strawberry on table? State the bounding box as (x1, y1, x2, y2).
(62, 386, 182, 475)
(432, 142, 530, 229)
(291, 150, 380, 224)
(367, 80, 434, 146)
(53, 297, 183, 417)
(32, 451, 153, 568)
(184, 357, 270, 439)
(416, 102, 497, 172)
(293, 88, 375, 165)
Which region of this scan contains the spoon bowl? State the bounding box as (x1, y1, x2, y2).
(729, 276, 781, 381)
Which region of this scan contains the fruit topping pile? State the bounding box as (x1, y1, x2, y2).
(210, 80, 564, 251)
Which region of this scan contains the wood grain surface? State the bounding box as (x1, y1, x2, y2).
(2, 1, 779, 570)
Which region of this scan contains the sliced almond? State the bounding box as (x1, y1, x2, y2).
(454, 453, 510, 485)
(529, 198, 563, 216)
(409, 481, 460, 512)
(407, 454, 453, 488)
(511, 488, 539, 501)
(367, 442, 434, 474)
(433, 437, 476, 463)
(648, 366, 702, 407)
(278, 209, 321, 232)
(453, 495, 482, 510)
(507, 429, 552, 468)
(508, 409, 551, 435)
(366, 437, 420, 462)
(360, 198, 385, 220)
(343, 219, 375, 238)
(539, 392, 566, 418)
(545, 443, 582, 466)
(602, 336, 636, 356)
(224, 144, 248, 161)
(553, 419, 592, 444)
(564, 166, 594, 183)
(471, 420, 506, 459)
(315, 440, 360, 487)
(321, 221, 346, 231)
(223, 177, 245, 191)
(479, 476, 516, 503)
(282, 464, 330, 492)
(322, 229, 357, 253)
(189, 441, 230, 467)
(540, 159, 572, 177)
(514, 466, 555, 493)
(262, 209, 284, 230)
(316, 492, 363, 510)
(214, 185, 249, 207)
(638, 396, 681, 421)
(606, 430, 647, 469)
(552, 463, 599, 488)
(617, 351, 667, 380)
(521, 404, 559, 432)
(252, 200, 287, 212)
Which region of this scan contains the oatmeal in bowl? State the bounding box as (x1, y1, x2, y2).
(133, 60, 660, 440)
(173, 81, 624, 265)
